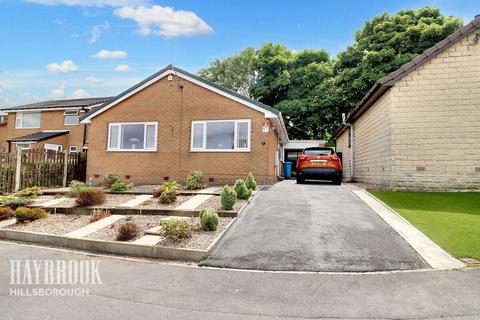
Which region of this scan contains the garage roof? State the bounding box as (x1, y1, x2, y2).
(8, 130, 69, 142)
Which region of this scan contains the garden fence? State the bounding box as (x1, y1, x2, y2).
(0, 149, 87, 193)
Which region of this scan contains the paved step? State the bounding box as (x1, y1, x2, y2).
(118, 195, 153, 207)
(175, 194, 212, 210)
(37, 198, 67, 207)
(65, 214, 125, 238)
(0, 218, 16, 228)
(195, 187, 221, 194)
(132, 235, 163, 246)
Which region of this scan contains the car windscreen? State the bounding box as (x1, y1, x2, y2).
(303, 148, 334, 156)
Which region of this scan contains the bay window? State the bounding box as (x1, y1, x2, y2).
(190, 119, 251, 151)
(108, 122, 158, 151)
(15, 112, 41, 129)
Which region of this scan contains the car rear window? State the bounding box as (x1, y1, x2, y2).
(303, 148, 334, 156)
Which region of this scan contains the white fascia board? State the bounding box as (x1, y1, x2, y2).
(81, 69, 278, 123)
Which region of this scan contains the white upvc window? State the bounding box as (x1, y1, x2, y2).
(15, 112, 41, 129)
(190, 119, 251, 152)
(64, 110, 80, 125)
(107, 122, 158, 152)
(14, 143, 31, 150)
(45, 143, 63, 152)
(69, 145, 78, 153)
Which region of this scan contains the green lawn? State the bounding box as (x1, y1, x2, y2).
(369, 191, 480, 261)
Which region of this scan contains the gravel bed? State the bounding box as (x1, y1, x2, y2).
(197, 196, 246, 212)
(158, 217, 233, 250)
(85, 215, 166, 242)
(127, 185, 160, 193)
(6, 214, 91, 235)
(30, 195, 56, 205)
(137, 195, 193, 209)
(89, 194, 136, 208)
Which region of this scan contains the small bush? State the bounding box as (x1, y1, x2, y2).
(110, 182, 134, 193)
(0, 207, 15, 221)
(104, 173, 120, 188)
(1, 196, 32, 210)
(233, 179, 252, 200)
(162, 181, 179, 192)
(199, 208, 219, 231)
(152, 186, 163, 198)
(140, 199, 154, 206)
(220, 185, 237, 210)
(15, 186, 42, 198)
(159, 189, 177, 204)
(185, 171, 205, 190)
(245, 173, 257, 190)
(116, 221, 139, 241)
(69, 180, 85, 198)
(16, 207, 49, 222)
(75, 187, 106, 207)
(89, 209, 111, 223)
(159, 219, 191, 240)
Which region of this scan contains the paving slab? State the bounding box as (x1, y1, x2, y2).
(195, 187, 221, 194)
(175, 194, 212, 210)
(201, 180, 428, 272)
(37, 198, 67, 207)
(118, 195, 153, 207)
(0, 219, 16, 229)
(65, 214, 125, 238)
(132, 235, 163, 246)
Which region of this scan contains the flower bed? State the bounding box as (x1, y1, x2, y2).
(5, 214, 91, 235)
(136, 195, 193, 209)
(198, 196, 246, 212)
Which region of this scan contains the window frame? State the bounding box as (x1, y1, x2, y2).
(44, 143, 63, 152)
(190, 119, 251, 152)
(107, 122, 158, 152)
(13, 142, 31, 150)
(64, 110, 80, 126)
(15, 112, 41, 129)
(69, 145, 78, 153)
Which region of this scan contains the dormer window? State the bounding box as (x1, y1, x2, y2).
(64, 110, 80, 125)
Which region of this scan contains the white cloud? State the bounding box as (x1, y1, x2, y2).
(92, 50, 127, 59)
(49, 83, 66, 99)
(25, 0, 149, 7)
(114, 5, 214, 37)
(72, 89, 91, 98)
(46, 60, 79, 73)
(114, 64, 136, 72)
(85, 76, 103, 84)
(89, 21, 109, 43)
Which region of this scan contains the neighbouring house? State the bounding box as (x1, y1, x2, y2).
(80, 65, 289, 185)
(0, 113, 7, 151)
(0, 97, 112, 153)
(334, 15, 480, 191)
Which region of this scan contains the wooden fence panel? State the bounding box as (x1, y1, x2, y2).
(0, 152, 16, 193)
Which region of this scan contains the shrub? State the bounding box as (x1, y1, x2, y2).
(159, 189, 177, 204)
(75, 187, 106, 207)
(159, 219, 191, 240)
(89, 209, 111, 223)
(152, 186, 163, 198)
(0, 207, 15, 221)
(185, 171, 205, 190)
(199, 208, 219, 231)
(116, 221, 139, 241)
(69, 180, 85, 198)
(220, 185, 237, 210)
(103, 173, 120, 188)
(1, 196, 32, 210)
(233, 179, 252, 200)
(15, 186, 42, 198)
(110, 182, 134, 193)
(15, 207, 49, 222)
(162, 181, 179, 192)
(245, 173, 257, 190)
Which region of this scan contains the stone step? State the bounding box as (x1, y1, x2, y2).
(65, 214, 125, 238)
(132, 235, 163, 246)
(175, 194, 212, 210)
(0, 218, 16, 228)
(118, 195, 153, 207)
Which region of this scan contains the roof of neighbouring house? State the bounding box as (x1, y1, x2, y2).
(80, 65, 281, 122)
(1, 97, 114, 112)
(333, 15, 480, 138)
(7, 130, 69, 142)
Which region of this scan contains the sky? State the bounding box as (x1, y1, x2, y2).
(0, 0, 478, 107)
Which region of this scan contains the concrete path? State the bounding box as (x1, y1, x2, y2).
(354, 190, 465, 269)
(175, 194, 212, 210)
(117, 195, 152, 207)
(132, 235, 162, 245)
(1, 242, 479, 320)
(201, 180, 428, 272)
(65, 214, 125, 238)
(0, 218, 16, 228)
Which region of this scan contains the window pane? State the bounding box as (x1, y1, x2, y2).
(15, 114, 22, 128)
(22, 113, 40, 128)
(206, 121, 235, 149)
(192, 123, 204, 149)
(109, 125, 119, 149)
(237, 122, 249, 149)
(121, 124, 145, 150)
(145, 124, 156, 149)
(64, 115, 79, 125)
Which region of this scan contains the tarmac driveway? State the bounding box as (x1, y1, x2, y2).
(201, 180, 428, 272)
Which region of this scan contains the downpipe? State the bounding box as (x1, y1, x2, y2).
(342, 113, 354, 182)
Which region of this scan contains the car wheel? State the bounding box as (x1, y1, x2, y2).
(296, 176, 304, 184)
(332, 177, 342, 185)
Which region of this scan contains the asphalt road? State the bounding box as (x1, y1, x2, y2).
(201, 180, 428, 271)
(1, 242, 479, 320)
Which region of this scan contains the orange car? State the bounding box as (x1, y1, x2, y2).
(296, 147, 342, 185)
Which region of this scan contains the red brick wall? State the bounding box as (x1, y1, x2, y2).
(87, 75, 280, 185)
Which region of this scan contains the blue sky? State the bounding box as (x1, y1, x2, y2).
(0, 0, 478, 107)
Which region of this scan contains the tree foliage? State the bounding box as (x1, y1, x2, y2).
(198, 7, 463, 140)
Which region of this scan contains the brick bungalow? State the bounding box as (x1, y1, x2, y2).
(334, 15, 480, 191)
(80, 65, 289, 185)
